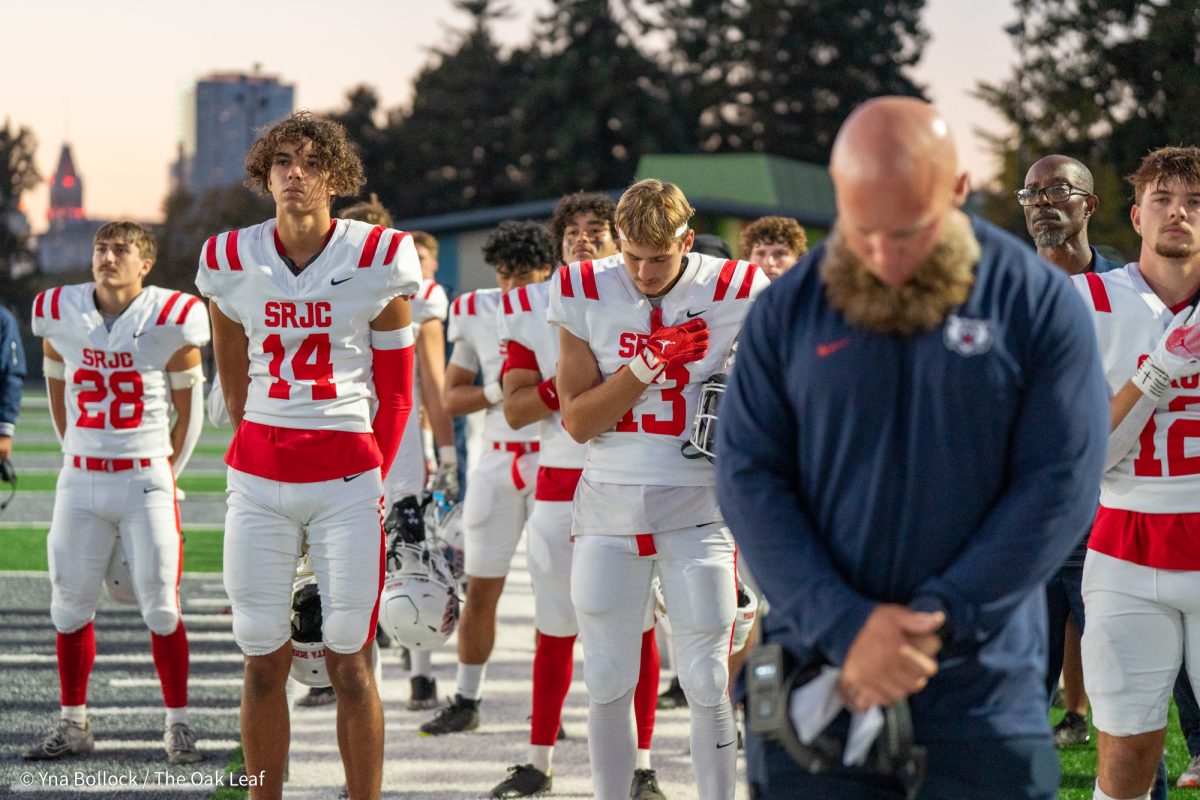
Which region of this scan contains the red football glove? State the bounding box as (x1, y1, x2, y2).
(630, 318, 710, 383)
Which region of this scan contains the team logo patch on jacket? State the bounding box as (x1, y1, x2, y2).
(943, 314, 992, 356)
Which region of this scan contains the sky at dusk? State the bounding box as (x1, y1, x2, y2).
(6, 0, 1019, 233)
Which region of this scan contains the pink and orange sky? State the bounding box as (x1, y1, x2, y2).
(5, 0, 1017, 233)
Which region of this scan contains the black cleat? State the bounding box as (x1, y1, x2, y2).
(419, 694, 479, 735)
(631, 768, 667, 800)
(296, 685, 337, 707)
(407, 676, 439, 711)
(656, 676, 688, 710)
(1052, 711, 1090, 747)
(489, 763, 552, 797)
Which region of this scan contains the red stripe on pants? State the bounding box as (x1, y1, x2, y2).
(57, 622, 96, 707)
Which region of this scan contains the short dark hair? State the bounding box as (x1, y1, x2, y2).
(244, 111, 366, 198)
(1128, 146, 1200, 203)
(549, 192, 618, 248)
(482, 220, 556, 273)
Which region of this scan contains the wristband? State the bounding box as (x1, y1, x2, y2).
(168, 364, 206, 389)
(628, 350, 666, 384)
(484, 381, 504, 405)
(1133, 358, 1171, 400)
(536, 377, 560, 411)
(438, 444, 458, 466)
(369, 324, 415, 350)
(43, 358, 66, 380)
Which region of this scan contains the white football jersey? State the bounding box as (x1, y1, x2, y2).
(1073, 263, 1200, 513)
(548, 252, 767, 485)
(447, 288, 538, 443)
(413, 279, 449, 329)
(194, 219, 422, 433)
(32, 284, 211, 459)
(497, 281, 586, 469)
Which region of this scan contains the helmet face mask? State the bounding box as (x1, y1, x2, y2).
(685, 343, 737, 463)
(427, 499, 465, 589)
(103, 538, 138, 605)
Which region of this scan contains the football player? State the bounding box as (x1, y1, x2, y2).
(549, 179, 768, 799)
(420, 220, 547, 736)
(1074, 146, 1200, 800)
(487, 194, 666, 799)
(739, 216, 808, 281)
(196, 111, 421, 800)
(24, 221, 209, 764)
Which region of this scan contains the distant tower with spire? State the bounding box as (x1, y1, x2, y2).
(37, 142, 109, 274)
(48, 144, 84, 222)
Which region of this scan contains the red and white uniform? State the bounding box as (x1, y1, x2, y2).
(1073, 262, 1200, 736)
(388, 278, 449, 500)
(498, 281, 587, 636)
(448, 288, 539, 578)
(195, 218, 421, 656)
(32, 283, 210, 636)
(546, 252, 767, 708)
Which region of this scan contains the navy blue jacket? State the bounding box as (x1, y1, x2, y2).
(0, 306, 25, 438)
(718, 216, 1108, 739)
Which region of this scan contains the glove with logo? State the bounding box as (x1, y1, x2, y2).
(430, 445, 460, 503)
(1134, 306, 1200, 399)
(630, 318, 710, 383)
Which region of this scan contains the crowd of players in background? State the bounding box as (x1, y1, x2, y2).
(6, 103, 1200, 800)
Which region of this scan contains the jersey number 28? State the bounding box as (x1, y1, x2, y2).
(74, 369, 144, 429)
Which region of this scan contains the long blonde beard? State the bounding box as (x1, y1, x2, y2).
(820, 218, 981, 336)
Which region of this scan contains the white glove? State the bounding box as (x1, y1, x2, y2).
(1134, 307, 1200, 399)
(430, 445, 460, 502)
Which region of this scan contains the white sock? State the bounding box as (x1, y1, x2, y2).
(165, 707, 189, 727)
(1092, 781, 1150, 800)
(529, 744, 553, 774)
(689, 698, 737, 800)
(636, 748, 652, 770)
(60, 705, 86, 725)
(410, 648, 433, 679)
(456, 662, 487, 701)
(587, 689, 636, 800)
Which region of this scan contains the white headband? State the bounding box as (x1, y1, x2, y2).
(617, 223, 689, 242)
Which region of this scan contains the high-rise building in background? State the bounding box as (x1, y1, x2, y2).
(37, 143, 108, 274)
(172, 68, 294, 195)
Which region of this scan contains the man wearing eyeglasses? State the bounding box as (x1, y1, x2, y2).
(1018, 155, 1122, 752)
(1019, 156, 1121, 277)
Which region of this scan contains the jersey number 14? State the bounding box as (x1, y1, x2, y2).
(263, 333, 337, 400)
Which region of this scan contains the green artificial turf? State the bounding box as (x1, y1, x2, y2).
(0, 527, 225, 572)
(1054, 704, 1194, 798)
(13, 471, 228, 494)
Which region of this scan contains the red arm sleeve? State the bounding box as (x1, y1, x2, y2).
(371, 344, 415, 480)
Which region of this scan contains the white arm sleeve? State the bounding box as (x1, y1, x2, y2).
(1105, 392, 1157, 473)
(169, 366, 206, 478)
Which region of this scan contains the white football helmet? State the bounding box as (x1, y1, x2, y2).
(290, 561, 332, 688)
(428, 499, 465, 589)
(379, 542, 460, 650)
(731, 582, 760, 652)
(685, 343, 737, 462)
(103, 539, 138, 606)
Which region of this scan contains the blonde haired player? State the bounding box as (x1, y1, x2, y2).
(197, 111, 421, 800)
(550, 179, 768, 799)
(24, 221, 209, 764)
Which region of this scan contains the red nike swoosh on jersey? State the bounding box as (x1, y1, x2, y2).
(816, 337, 852, 357)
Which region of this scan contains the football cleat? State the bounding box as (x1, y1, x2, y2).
(630, 768, 667, 800)
(419, 694, 479, 735)
(657, 676, 688, 710)
(296, 685, 337, 707)
(407, 676, 439, 711)
(1052, 711, 1089, 748)
(164, 722, 203, 764)
(22, 718, 94, 760)
(1178, 754, 1200, 788)
(489, 764, 552, 798)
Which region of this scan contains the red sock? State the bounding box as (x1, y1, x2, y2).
(634, 625, 660, 751)
(530, 632, 575, 746)
(57, 622, 96, 707)
(151, 622, 190, 709)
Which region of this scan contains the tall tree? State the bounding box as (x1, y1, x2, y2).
(976, 0, 1200, 257)
(649, 0, 928, 163)
(156, 184, 274, 292)
(382, 0, 530, 216)
(0, 121, 40, 293)
(512, 0, 692, 196)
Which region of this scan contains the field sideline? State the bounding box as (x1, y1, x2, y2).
(1, 392, 1196, 798)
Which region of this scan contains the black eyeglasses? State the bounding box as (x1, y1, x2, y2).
(1015, 183, 1092, 206)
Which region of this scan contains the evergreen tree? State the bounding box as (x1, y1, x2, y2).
(513, 0, 692, 197)
(0, 120, 40, 294)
